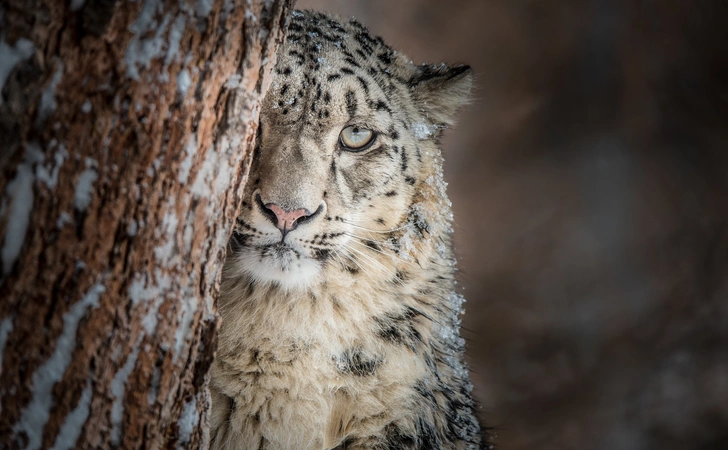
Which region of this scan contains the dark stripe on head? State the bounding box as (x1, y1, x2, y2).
(346, 90, 358, 117)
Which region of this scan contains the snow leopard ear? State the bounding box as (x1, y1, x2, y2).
(409, 64, 473, 126)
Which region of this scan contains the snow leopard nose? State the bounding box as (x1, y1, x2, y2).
(264, 203, 310, 232)
(255, 193, 320, 234)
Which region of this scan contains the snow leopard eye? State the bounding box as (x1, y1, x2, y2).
(339, 126, 376, 151)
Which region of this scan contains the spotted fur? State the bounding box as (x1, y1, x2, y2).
(211, 10, 484, 450)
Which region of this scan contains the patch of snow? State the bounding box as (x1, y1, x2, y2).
(56, 212, 72, 229)
(396, 224, 418, 262)
(244, 7, 258, 23)
(182, 211, 194, 252)
(129, 269, 172, 333)
(225, 74, 243, 89)
(435, 291, 469, 381)
(195, 0, 214, 18)
(36, 144, 68, 188)
(0, 316, 13, 374)
(2, 153, 35, 275)
(165, 14, 186, 66)
(154, 207, 179, 264)
(49, 381, 92, 450)
(0, 37, 34, 106)
(177, 68, 191, 96)
(81, 100, 92, 114)
(74, 168, 98, 211)
(110, 338, 141, 446)
(127, 220, 138, 236)
(191, 146, 233, 199)
(124, 0, 171, 80)
(36, 63, 64, 125)
(177, 397, 198, 445)
(14, 283, 104, 450)
(412, 121, 436, 140)
(129, 269, 172, 304)
(178, 134, 196, 184)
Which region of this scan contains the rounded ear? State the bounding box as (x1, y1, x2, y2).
(409, 64, 473, 126)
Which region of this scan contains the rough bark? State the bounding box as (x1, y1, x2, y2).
(0, 0, 291, 448)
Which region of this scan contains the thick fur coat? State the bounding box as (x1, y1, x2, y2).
(210, 10, 484, 450)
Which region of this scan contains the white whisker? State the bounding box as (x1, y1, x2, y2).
(344, 232, 419, 268)
(342, 220, 411, 234)
(344, 243, 398, 280)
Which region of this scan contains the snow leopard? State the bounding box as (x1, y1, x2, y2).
(210, 10, 486, 450)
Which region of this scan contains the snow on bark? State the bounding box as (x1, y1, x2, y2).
(177, 69, 192, 96)
(177, 397, 199, 446)
(35, 144, 68, 189)
(73, 168, 98, 211)
(110, 339, 141, 446)
(1, 144, 40, 276)
(13, 283, 104, 450)
(0, 37, 34, 106)
(124, 0, 167, 80)
(178, 134, 197, 184)
(49, 382, 92, 450)
(36, 63, 64, 126)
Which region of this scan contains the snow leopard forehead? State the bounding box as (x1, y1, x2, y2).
(262, 10, 419, 131)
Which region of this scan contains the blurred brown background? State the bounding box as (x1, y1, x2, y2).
(298, 1, 728, 449)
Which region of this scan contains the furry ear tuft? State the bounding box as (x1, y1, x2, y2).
(410, 64, 473, 126)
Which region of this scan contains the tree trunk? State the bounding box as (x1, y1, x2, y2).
(0, 0, 291, 448)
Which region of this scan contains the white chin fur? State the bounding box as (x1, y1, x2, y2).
(232, 246, 322, 291)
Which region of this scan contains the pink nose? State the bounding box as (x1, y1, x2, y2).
(263, 202, 311, 232)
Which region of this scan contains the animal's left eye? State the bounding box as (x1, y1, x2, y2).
(339, 126, 376, 151)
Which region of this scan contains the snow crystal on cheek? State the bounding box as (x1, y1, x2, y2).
(74, 168, 98, 211)
(0, 37, 35, 106)
(81, 100, 92, 114)
(411, 122, 436, 140)
(13, 283, 104, 450)
(49, 382, 92, 450)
